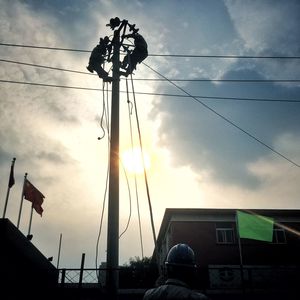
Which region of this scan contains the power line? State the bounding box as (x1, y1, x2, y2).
(1, 79, 299, 103)
(0, 42, 90, 53)
(143, 62, 300, 168)
(1, 42, 300, 59)
(0, 58, 92, 75)
(129, 78, 300, 83)
(2, 58, 300, 83)
(150, 54, 300, 59)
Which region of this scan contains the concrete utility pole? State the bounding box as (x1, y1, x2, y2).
(103, 17, 148, 298)
(106, 28, 120, 299)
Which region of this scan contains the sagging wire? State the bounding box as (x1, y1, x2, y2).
(97, 81, 106, 140)
(125, 78, 144, 258)
(129, 70, 157, 249)
(95, 81, 111, 279)
(98, 63, 113, 140)
(119, 160, 132, 239)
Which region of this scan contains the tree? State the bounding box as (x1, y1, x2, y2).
(120, 256, 158, 288)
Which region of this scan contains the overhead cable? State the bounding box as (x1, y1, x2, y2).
(1, 42, 300, 59)
(125, 78, 144, 258)
(1, 79, 299, 103)
(119, 161, 132, 239)
(0, 58, 91, 75)
(2, 57, 299, 83)
(129, 73, 157, 247)
(128, 78, 300, 83)
(95, 82, 110, 275)
(143, 62, 300, 168)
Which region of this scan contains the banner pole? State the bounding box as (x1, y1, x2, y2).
(57, 233, 63, 269)
(2, 157, 16, 218)
(17, 173, 27, 229)
(27, 205, 33, 237)
(236, 211, 245, 293)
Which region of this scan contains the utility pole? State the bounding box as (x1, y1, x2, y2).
(102, 17, 146, 299)
(106, 25, 120, 300)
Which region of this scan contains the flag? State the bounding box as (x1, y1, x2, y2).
(23, 179, 45, 216)
(8, 159, 15, 188)
(237, 210, 274, 242)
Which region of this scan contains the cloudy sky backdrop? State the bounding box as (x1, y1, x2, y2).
(1, 0, 299, 268)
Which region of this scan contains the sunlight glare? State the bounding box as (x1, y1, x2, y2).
(122, 147, 151, 174)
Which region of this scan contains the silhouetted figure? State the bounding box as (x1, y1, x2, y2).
(87, 36, 112, 82)
(143, 244, 209, 300)
(106, 17, 121, 30)
(121, 32, 148, 76)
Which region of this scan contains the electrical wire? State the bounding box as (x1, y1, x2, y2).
(127, 78, 300, 83)
(125, 78, 144, 259)
(142, 62, 300, 168)
(1, 79, 299, 103)
(0, 58, 93, 75)
(1, 42, 300, 59)
(119, 161, 132, 239)
(95, 82, 110, 277)
(150, 54, 300, 59)
(129, 72, 158, 247)
(2, 57, 300, 83)
(0, 42, 90, 53)
(97, 81, 106, 140)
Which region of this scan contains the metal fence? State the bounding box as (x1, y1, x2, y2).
(58, 266, 157, 289)
(58, 265, 299, 291)
(59, 268, 99, 285)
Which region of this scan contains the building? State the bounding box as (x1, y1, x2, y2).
(153, 208, 300, 299)
(0, 218, 59, 299)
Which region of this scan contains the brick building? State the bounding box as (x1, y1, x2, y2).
(153, 208, 300, 298)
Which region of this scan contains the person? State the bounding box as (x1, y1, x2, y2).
(143, 243, 209, 300)
(106, 17, 121, 30)
(121, 32, 148, 76)
(86, 36, 112, 82)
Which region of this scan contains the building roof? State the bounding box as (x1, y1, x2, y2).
(0, 218, 58, 289)
(156, 208, 300, 250)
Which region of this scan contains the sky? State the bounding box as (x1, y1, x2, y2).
(1, 0, 300, 269)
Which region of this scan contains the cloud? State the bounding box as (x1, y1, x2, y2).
(150, 66, 300, 188)
(0, 0, 106, 266)
(147, 1, 300, 189)
(1, 0, 300, 268)
(224, 0, 300, 55)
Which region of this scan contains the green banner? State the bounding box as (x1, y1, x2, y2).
(237, 210, 274, 242)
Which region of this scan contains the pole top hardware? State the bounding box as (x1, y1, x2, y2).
(106, 17, 139, 34)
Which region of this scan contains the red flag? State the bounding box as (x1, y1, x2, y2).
(23, 179, 45, 216)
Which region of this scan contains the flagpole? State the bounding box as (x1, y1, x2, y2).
(17, 173, 27, 229)
(2, 157, 16, 218)
(57, 233, 62, 269)
(27, 205, 34, 237)
(235, 210, 245, 293)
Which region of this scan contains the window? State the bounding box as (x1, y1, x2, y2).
(273, 228, 286, 244)
(216, 223, 235, 244)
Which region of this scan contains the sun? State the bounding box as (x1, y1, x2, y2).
(121, 147, 151, 174)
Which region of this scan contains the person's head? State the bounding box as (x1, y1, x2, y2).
(99, 36, 109, 45)
(164, 243, 198, 286)
(107, 17, 121, 29)
(103, 36, 110, 44)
